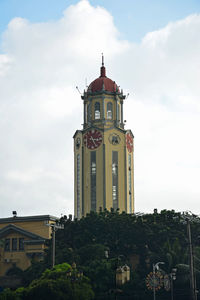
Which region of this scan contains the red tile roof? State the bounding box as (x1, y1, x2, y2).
(88, 65, 119, 93)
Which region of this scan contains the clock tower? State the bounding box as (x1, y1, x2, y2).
(73, 57, 134, 218)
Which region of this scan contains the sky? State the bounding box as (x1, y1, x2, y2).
(0, 0, 200, 218)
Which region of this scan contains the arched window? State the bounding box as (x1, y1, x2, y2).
(107, 102, 113, 119)
(95, 102, 100, 119)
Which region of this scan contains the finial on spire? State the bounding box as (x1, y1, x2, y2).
(102, 53, 104, 66)
(100, 53, 106, 77)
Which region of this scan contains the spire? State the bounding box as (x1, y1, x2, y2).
(102, 53, 104, 66)
(100, 53, 106, 77)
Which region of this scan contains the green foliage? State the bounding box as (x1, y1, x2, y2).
(82, 258, 116, 299)
(53, 209, 195, 299)
(40, 263, 71, 279)
(77, 244, 107, 265)
(3, 210, 200, 299)
(0, 263, 94, 300)
(22, 260, 48, 286)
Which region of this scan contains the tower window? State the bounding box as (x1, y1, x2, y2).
(77, 154, 81, 219)
(112, 151, 118, 210)
(128, 154, 132, 213)
(91, 161, 96, 175)
(95, 102, 100, 119)
(91, 151, 96, 211)
(112, 186, 117, 201)
(107, 102, 113, 119)
(112, 163, 117, 175)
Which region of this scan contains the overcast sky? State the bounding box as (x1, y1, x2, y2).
(0, 0, 200, 218)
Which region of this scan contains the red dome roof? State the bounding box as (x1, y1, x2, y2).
(88, 64, 119, 93)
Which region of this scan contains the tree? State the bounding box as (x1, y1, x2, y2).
(3, 210, 200, 300)
(0, 263, 94, 300)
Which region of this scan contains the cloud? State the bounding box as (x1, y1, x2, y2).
(0, 54, 12, 77)
(0, 0, 200, 217)
(0, 0, 129, 217)
(123, 14, 200, 212)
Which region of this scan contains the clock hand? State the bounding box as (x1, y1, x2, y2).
(90, 136, 97, 147)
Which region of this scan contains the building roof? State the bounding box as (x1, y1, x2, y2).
(0, 214, 58, 224)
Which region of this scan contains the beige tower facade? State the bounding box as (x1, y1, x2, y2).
(73, 59, 134, 218)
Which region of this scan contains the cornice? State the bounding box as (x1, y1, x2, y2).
(0, 224, 46, 240)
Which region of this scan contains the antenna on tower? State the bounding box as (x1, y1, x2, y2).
(126, 93, 129, 99)
(85, 78, 88, 88)
(76, 86, 82, 95)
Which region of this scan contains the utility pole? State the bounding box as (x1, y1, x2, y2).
(187, 219, 197, 300)
(169, 268, 177, 300)
(46, 222, 64, 268)
(52, 226, 56, 268)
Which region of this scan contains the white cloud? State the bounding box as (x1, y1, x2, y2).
(0, 54, 13, 76)
(123, 14, 200, 213)
(0, 0, 200, 217)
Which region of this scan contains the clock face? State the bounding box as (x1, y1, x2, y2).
(126, 133, 133, 153)
(83, 129, 102, 150)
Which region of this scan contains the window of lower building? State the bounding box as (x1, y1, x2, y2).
(4, 238, 10, 251)
(19, 238, 24, 251)
(12, 238, 17, 251)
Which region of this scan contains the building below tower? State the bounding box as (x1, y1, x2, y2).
(0, 214, 58, 279)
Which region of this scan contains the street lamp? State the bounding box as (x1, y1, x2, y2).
(169, 268, 177, 300)
(187, 218, 197, 300)
(46, 222, 64, 268)
(153, 262, 165, 300)
(180, 213, 198, 300)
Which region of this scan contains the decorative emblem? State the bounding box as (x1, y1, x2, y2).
(126, 133, 133, 153)
(83, 129, 102, 150)
(146, 272, 163, 291)
(109, 134, 121, 145)
(75, 137, 81, 149)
